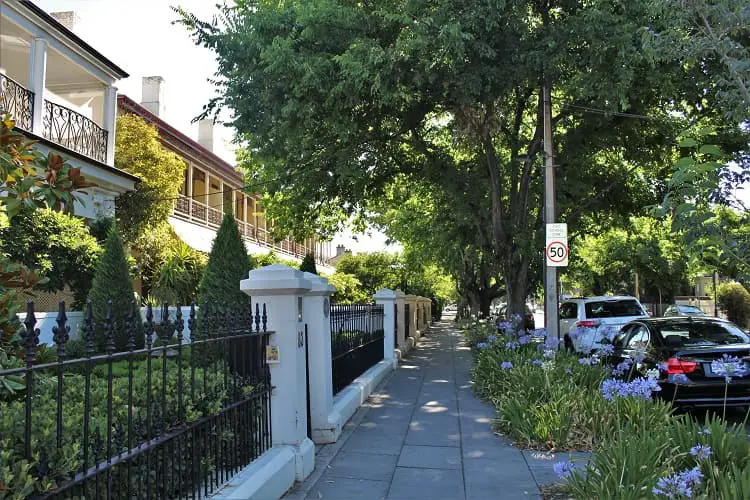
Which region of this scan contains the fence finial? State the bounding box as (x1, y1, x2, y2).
(52, 301, 70, 358)
(104, 300, 115, 354)
(145, 304, 154, 349)
(84, 301, 95, 354)
(126, 302, 136, 351)
(175, 305, 184, 344)
(21, 301, 39, 364)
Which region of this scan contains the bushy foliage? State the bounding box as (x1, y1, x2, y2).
(468, 318, 750, 498)
(151, 241, 207, 305)
(250, 250, 296, 269)
(198, 214, 251, 308)
(114, 114, 186, 242)
(86, 226, 143, 351)
(0, 209, 102, 308)
(325, 272, 369, 304)
(717, 282, 750, 328)
(0, 354, 255, 498)
(299, 253, 317, 274)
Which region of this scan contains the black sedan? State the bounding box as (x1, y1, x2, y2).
(612, 317, 750, 409)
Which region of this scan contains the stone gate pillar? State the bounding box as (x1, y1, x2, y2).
(374, 288, 398, 368)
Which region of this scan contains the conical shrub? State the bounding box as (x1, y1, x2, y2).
(198, 213, 252, 309)
(299, 253, 318, 275)
(86, 224, 143, 351)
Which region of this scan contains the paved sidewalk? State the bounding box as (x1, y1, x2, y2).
(285, 320, 548, 500)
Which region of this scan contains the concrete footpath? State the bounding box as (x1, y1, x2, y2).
(285, 320, 553, 500)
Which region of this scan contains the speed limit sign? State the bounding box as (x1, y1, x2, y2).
(546, 223, 568, 267)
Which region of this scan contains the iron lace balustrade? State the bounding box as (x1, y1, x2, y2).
(43, 100, 108, 163)
(1, 300, 272, 500)
(330, 303, 385, 394)
(0, 74, 33, 130)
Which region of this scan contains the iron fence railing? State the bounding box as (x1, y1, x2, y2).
(330, 303, 384, 394)
(43, 100, 108, 163)
(0, 73, 34, 131)
(0, 300, 272, 499)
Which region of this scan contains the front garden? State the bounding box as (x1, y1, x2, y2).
(465, 318, 750, 499)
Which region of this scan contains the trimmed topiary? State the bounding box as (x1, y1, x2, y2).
(86, 224, 143, 352)
(299, 253, 318, 275)
(197, 214, 252, 310)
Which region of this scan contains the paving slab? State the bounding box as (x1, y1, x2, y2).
(286, 320, 542, 500)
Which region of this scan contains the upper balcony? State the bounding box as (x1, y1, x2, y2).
(0, 1, 127, 166)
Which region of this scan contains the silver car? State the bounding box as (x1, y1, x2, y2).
(663, 304, 707, 317)
(559, 296, 649, 352)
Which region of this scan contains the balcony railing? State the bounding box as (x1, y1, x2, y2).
(0, 75, 108, 163)
(173, 194, 328, 263)
(0, 74, 34, 131)
(43, 100, 108, 163)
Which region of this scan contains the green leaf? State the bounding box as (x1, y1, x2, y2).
(679, 137, 699, 148)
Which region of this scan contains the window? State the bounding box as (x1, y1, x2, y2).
(560, 303, 578, 319)
(656, 322, 750, 347)
(192, 168, 206, 202)
(626, 325, 650, 349)
(235, 192, 246, 221)
(585, 300, 644, 319)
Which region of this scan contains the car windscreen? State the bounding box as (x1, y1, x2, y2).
(679, 306, 704, 314)
(584, 300, 644, 318)
(656, 322, 750, 347)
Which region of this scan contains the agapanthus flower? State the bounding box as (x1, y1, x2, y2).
(710, 354, 749, 383)
(603, 325, 619, 341)
(488, 334, 497, 342)
(564, 368, 573, 375)
(646, 368, 660, 380)
(578, 357, 598, 366)
(476, 342, 489, 349)
(497, 321, 513, 333)
(505, 341, 519, 351)
(531, 328, 547, 338)
(543, 349, 556, 359)
(612, 359, 633, 377)
(501, 361, 513, 370)
(553, 461, 576, 480)
(597, 344, 615, 356)
(689, 444, 712, 461)
(532, 359, 543, 366)
(581, 344, 593, 355)
(656, 362, 668, 372)
(698, 428, 711, 436)
(668, 373, 691, 385)
(518, 334, 531, 345)
(601, 377, 660, 401)
(653, 467, 703, 498)
(544, 336, 561, 349)
(568, 327, 582, 340)
(629, 347, 647, 364)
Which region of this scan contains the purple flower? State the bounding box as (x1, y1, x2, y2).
(690, 444, 712, 460)
(505, 341, 520, 350)
(710, 354, 748, 383)
(569, 327, 582, 340)
(698, 428, 711, 436)
(543, 349, 556, 359)
(476, 342, 489, 350)
(553, 461, 576, 480)
(603, 325, 619, 341)
(668, 373, 691, 385)
(531, 328, 548, 338)
(518, 334, 531, 345)
(653, 467, 703, 498)
(612, 359, 633, 377)
(629, 347, 647, 364)
(581, 344, 593, 355)
(497, 321, 513, 333)
(564, 368, 573, 375)
(488, 334, 497, 342)
(657, 362, 668, 372)
(501, 361, 513, 370)
(601, 377, 660, 401)
(532, 359, 543, 366)
(578, 357, 595, 366)
(544, 336, 561, 350)
(597, 344, 615, 356)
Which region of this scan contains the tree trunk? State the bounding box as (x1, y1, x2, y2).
(504, 255, 529, 319)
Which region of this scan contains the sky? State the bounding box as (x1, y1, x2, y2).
(34, 0, 399, 254)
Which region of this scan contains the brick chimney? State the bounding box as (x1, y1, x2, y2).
(50, 11, 79, 31)
(141, 76, 165, 117)
(198, 118, 214, 152)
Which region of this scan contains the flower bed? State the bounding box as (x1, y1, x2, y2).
(465, 317, 750, 498)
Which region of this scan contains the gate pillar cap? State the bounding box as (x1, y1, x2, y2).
(240, 264, 312, 296)
(302, 272, 336, 296)
(374, 288, 399, 300)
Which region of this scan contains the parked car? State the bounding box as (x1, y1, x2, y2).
(497, 304, 535, 331)
(663, 304, 707, 317)
(612, 317, 750, 409)
(560, 296, 649, 352)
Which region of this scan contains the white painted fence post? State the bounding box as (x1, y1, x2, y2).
(240, 264, 315, 482)
(374, 288, 398, 368)
(394, 291, 406, 356)
(301, 272, 340, 444)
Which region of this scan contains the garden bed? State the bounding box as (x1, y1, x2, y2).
(464, 318, 750, 498)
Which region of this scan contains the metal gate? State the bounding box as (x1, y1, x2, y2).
(405, 303, 410, 339)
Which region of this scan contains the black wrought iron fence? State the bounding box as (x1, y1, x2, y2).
(330, 304, 384, 394)
(0, 300, 272, 500)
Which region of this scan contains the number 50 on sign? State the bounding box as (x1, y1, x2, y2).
(546, 223, 568, 267)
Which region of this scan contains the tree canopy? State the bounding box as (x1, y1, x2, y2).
(176, 0, 747, 316)
(115, 114, 186, 243)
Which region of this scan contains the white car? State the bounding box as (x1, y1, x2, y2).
(559, 296, 649, 352)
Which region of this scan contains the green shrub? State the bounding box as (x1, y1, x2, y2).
(0, 354, 257, 498)
(299, 253, 318, 274)
(152, 241, 206, 305)
(86, 225, 143, 351)
(0, 208, 102, 308)
(198, 214, 251, 309)
(717, 282, 750, 327)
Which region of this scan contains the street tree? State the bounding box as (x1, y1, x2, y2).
(176, 0, 723, 317)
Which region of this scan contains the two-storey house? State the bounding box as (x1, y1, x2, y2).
(0, 1, 138, 218)
(117, 77, 333, 268)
